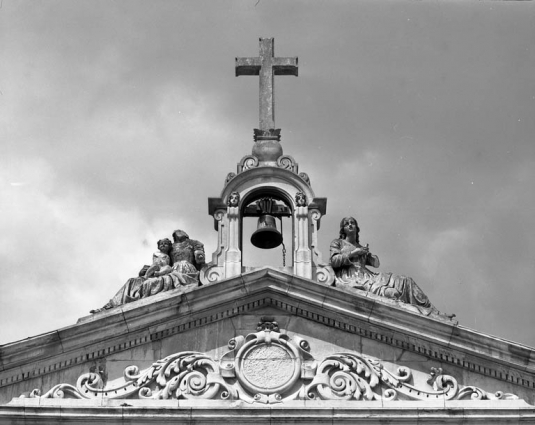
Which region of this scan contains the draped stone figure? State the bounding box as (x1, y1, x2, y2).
(330, 217, 436, 311)
(91, 230, 205, 313)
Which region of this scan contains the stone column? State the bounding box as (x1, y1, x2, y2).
(293, 205, 312, 279)
(225, 205, 242, 278)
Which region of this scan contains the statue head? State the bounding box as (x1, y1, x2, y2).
(172, 230, 189, 243)
(295, 191, 306, 207)
(157, 238, 172, 253)
(339, 217, 360, 242)
(228, 191, 240, 207)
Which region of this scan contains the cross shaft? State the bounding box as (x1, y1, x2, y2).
(236, 38, 298, 131)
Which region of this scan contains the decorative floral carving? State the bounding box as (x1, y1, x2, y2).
(27, 328, 520, 404)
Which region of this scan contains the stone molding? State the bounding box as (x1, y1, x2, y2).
(1, 269, 534, 396)
(3, 400, 534, 424)
(19, 321, 522, 404)
(233, 154, 308, 186)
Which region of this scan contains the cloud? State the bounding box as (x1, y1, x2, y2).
(1, 1, 535, 348)
(0, 155, 202, 343)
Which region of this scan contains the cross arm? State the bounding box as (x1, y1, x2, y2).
(235, 57, 261, 76)
(273, 57, 298, 76)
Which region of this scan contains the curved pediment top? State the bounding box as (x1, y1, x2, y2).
(220, 166, 318, 210)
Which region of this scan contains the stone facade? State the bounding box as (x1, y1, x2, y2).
(1, 269, 534, 423)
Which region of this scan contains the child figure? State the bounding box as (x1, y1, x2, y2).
(144, 238, 173, 278)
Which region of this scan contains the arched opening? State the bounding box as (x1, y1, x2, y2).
(240, 189, 294, 271)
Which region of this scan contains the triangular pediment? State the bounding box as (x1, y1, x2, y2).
(1, 268, 534, 414)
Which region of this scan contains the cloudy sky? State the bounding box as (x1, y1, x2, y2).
(1, 1, 534, 347)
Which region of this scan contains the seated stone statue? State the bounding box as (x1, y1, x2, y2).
(143, 238, 173, 278)
(330, 217, 436, 311)
(91, 230, 205, 313)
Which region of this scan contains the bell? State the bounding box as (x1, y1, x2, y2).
(251, 214, 283, 249)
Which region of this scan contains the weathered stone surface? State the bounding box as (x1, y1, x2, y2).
(5, 321, 528, 408)
(1, 268, 534, 409)
(2, 399, 534, 424)
(331, 217, 438, 312)
(91, 230, 205, 313)
(235, 38, 297, 132)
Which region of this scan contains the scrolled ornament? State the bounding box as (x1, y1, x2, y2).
(24, 332, 523, 405)
(206, 268, 221, 283)
(124, 365, 141, 381)
(138, 387, 153, 399)
(277, 155, 296, 171)
(228, 338, 237, 350)
(181, 370, 208, 395)
(299, 340, 311, 352)
(28, 389, 41, 398)
(382, 388, 398, 401)
(239, 155, 259, 172)
(299, 172, 310, 185)
(225, 172, 236, 184)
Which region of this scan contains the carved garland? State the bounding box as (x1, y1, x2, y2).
(27, 320, 519, 404)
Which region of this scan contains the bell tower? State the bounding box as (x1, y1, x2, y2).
(201, 38, 330, 284)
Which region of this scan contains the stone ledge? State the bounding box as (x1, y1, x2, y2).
(1, 399, 534, 424)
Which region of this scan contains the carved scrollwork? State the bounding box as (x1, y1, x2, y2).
(315, 264, 335, 286)
(277, 155, 297, 172)
(225, 172, 236, 185)
(199, 263, 223, 285)
(238, 155, 259, 172)
(456, 386, 519, 401)
(306, 353, 460, 402)
(30, 352, 226, 401)
(299, 172, 310, 185)
(28, 328, 521, 404)
(205, 267, 221, 283)
(213, 210, 225, 222)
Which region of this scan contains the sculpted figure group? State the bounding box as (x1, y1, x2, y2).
(330, 217, 436, 311)
(92, 217, 436, 315)
(91, 230, 205, 313)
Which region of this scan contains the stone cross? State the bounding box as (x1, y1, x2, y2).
(236, 38, 298, 131)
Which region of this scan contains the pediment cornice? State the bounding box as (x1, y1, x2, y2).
(1, 267, 534, 395)
(13, 323, 524, 404)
